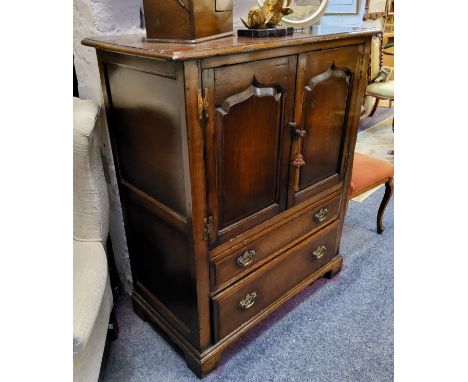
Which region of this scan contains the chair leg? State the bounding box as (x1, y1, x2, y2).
(377, 178, 394, 234)
(369, 98, 380, 117)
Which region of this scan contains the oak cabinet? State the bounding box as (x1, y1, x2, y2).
(83, 26, 376, 377)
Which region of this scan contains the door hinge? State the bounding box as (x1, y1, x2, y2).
(198, 88, 209, 120)
(203, 216, 214, 241)
(343, 153, 351, 173)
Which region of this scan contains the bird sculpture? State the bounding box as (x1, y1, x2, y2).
(241, 0, 294, 29)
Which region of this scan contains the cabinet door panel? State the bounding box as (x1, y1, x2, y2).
(289, 46, 362, 206)
(219, 85, 282, 226)
(203, 57, 296, 246)
(300, 65, 351, 188)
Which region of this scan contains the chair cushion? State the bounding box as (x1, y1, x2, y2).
(350, 153, 394, 197)
(73, 240, 109, 354)
(366, 80, 394, 99)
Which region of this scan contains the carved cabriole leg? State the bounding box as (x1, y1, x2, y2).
(369, 97, 380, 117)
(377, 178, 394, 234)
(324, 255, 343, 279)
(184, 351, 221, 378)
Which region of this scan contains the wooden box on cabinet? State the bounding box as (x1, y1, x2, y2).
(142, 0, 233, 42)
(83, 26, 377, 377)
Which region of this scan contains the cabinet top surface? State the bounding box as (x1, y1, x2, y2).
(82, 26, 380, 61)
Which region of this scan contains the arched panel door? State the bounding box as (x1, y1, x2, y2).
(288, 45, 362, 207)
(202, 57, 296, 246)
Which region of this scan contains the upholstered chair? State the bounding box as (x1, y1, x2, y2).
(73, 98, 114, 382)
(366, 34, 394, 117)
(350, 153, 394, 234)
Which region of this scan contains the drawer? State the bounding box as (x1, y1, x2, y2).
(212, 221, 339, 341)
(210, 191, 342, 291)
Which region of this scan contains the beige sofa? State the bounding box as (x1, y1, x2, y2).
(73, 98, 113, 382)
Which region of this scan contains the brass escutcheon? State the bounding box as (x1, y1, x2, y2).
(313, 245, 326, 260)
(239, 292, 257, 310)
(314, 208, 328, 223)
(237, 250, 256, 267)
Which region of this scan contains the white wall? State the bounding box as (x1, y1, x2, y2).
(73, 0, 380, 295)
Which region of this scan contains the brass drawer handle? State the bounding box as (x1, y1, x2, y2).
(239, 292, 257, 310)
(313, 245, 326, 260)
(237, 250, 256, 268)
(314, 208, 328, 223)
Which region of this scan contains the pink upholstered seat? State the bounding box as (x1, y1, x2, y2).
(350, 153, 394, 197)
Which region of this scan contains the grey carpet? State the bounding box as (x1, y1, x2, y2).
(100, 189, 394, 382)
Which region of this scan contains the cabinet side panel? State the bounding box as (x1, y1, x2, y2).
(106, 64, 187, 216)
(126, 197, 198, 336)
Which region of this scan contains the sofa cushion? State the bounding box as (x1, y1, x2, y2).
(350, 153, 394, 197)
(73, 240, 108, 354)
(366, 80, 394, 99)
(73, 276, 113, 382)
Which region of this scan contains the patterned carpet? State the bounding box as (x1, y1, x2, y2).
(356, 116, 394, 164)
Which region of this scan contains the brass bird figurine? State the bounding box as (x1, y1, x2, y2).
(241, 0, 294, 29)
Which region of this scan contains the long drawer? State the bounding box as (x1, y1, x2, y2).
(212, 221, 340, 341)
(210, 191, 342, 291)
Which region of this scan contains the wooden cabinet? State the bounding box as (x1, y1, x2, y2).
(83, 26, 376, 377)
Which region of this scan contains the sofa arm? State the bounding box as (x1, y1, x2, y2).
(73, 98, 109, 243)
(73, 240, 109, 354)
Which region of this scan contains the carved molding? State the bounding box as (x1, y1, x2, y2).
(218, 78, 282, 116)
(306, 62, 351, 92)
